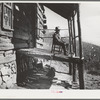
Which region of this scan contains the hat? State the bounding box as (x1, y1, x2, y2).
(55, 27, 60, 31)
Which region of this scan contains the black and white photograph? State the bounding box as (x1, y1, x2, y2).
(0, 1, 100, 94)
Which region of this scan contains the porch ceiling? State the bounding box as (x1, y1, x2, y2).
(41, 3, 78, 19)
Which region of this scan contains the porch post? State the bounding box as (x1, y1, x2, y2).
(77, 4, 84, 89)
(68, 19, 73, 75)
(72, 13, 77, 83)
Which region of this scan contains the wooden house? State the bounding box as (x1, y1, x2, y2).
(0, 3, 47, 88)
(0, 3, 84, 89)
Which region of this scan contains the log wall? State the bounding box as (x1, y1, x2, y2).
(0, 3, 16, 88)
(36, 4, 47, 49)
(13, 3, 36, 49)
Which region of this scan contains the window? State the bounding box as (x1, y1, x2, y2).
(2, 3, 13, 31)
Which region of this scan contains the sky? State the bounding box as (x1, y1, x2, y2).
(44, 3, 100, 46)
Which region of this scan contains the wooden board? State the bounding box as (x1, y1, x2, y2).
(4, 50, 15, 56)
(37, 4, 44, 14)
(0, 37, 11, 43)
(0, 30, 13, 38)
(0, 53, 16, 64)
(14, 29, 29, 40)
(0, 43, 14, 50)
(13, 38, 27, 43)
(14, 43, 28, 49)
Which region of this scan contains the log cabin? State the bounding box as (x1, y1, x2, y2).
(0, 3, 84, 89)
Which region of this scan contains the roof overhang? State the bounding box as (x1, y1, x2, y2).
(41, 3, 78, 19)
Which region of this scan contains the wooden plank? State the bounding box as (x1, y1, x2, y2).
(14, 29, 29, 40)
(4, 50, 14, 56)
(37, 4, 44, 14)
(37, 14, 43, 25)
(13, 38, 27, 43)
(37, 7, 43, 21)
(0, 43, 14, 50)
(14, 24, 29, 32)
(14, 43, 28, 49)
(0, 30, 13, 38)
(0, 51, 4, 54)
(78, 63, 84, 89)
(0, 53, 16, 64)
(0, 37, 11, 43)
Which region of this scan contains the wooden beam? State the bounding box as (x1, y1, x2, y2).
(77, 5, 82, 59)
(68, 19, 72, 75)
(0, 37, 11, 43)
(77, 5, 84, 89)
(14, 43, 28, 49)
(72, 16, 76, 56)
(14, 29, 29, 40)
(0, 43, 14, 50)
(0, 30, 13, 38)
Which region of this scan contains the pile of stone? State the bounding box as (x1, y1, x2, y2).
(0, 61, 16, 89)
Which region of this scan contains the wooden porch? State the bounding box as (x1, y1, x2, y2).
(16, 48, 84, 89)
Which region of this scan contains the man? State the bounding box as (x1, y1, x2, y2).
(53, 27, 67, 55)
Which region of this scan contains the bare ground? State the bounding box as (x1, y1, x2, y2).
(12, 59, 100, 89)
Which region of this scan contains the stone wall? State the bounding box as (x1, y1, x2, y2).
(0, 60, 16, 89)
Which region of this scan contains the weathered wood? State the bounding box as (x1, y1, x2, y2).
(77, 5, 82, 59)
(0, 54, 16, 64)
(0, 43, 14, 50)
(37, 4, 44, 14)
(77, 5, 84, 89)
(37, 6, 43, 20)
(69, 62, 72, 75)
(72, 16, 76, 56)
(73, 63, 77, 82)
(4, 50, 14, 56)
(78, 63, 84, 89)
(14, 23, 29, 32)
(0, 30, 13, 38)
(14, 29, 29, 40)
(14, 43, 28, 49)
(0, 51, 4, 54)
(13, 38, 27, 43)
(37, 14, 44, 25)
(0, 37, 11, 43)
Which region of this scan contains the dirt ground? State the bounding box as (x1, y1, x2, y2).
(12, 59, 100, 89)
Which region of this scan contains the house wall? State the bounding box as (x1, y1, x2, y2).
(0, 3, 47, 88)
(36, 4, 47, 49)
(13, 3, 36, 49)
(0, 3, 16, 89)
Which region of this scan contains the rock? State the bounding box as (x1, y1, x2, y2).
(0, 64, 5, 69)
(11, 67, 16, 73)
(12, 74, 16, 83)
(56, 80, 62, 84)
(7, 68, 12, 77)
(2, 76, 10, 82)
(1, 67, 8, 75)
(6, 79, 13, 88)
(0, 82, 7, 89)
(0, 76, 2, 85)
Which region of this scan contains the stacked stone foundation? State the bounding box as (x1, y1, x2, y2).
(0, 60, 16, 89)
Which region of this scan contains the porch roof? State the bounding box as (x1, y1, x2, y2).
(41, 3, 78, 19)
